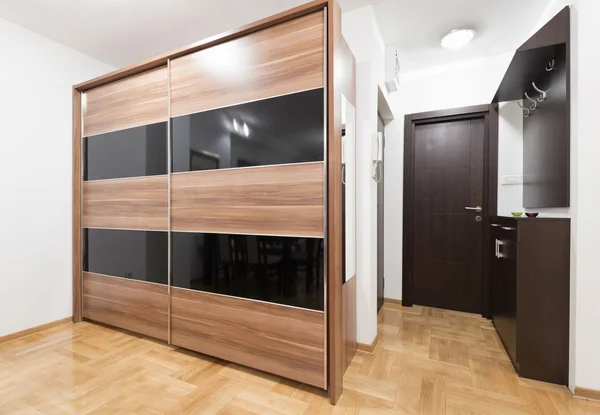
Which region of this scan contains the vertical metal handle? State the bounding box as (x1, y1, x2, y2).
(495, 239, 504, 259)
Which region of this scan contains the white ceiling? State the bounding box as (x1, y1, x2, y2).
(0, 0, 550, 71)
(364, 0, 551, 73)
(0, 0, 310, 68)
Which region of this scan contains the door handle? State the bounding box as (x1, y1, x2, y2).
(465, 206, 482, 213)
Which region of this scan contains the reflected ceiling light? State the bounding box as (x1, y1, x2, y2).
(197, 41, 244, 76)
(233, 119, 239, 132)
(243, 123, 250, 137)
(441, 29, 475, 50)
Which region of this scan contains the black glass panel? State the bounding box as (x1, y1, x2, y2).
(171, 88, 324, 172)
(84, 229, 168, 285)
(84, 122, 167, 180)
(172, 232, 324, 311)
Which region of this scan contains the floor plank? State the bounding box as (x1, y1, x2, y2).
(0, 304, 586, 415)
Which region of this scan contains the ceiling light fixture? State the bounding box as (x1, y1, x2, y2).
(243, 123, 250, 138)
(233, 119, 239, 132)
(441, 29, 475, 50)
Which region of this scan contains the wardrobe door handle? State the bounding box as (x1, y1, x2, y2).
(491, 224, 502, 227)
(502, 227, 516, 231)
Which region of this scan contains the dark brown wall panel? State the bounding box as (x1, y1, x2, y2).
(523, 45, 569, 208)
(83, 176, 168, 231)
(170, 11, 324, 117)
(82, 272, 168, 341)
(171, 162, 324, 236)
(83, 67, 168, 137)
(171, 287, 325, 388)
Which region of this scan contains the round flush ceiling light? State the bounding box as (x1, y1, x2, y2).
(441, 29, 475, 50)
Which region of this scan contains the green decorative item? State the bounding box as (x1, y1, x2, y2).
(511, 212, 523, 217)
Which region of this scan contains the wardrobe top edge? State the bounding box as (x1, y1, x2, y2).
(73, 0, 328, 93)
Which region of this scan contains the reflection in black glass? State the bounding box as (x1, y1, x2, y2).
(84, 229, 168, 285)
(172, 232, 324, 311)
(171, 89, 324, 173)
(84, 122, 167, 180)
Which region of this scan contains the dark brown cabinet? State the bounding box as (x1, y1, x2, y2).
(490, 216, 570, 385)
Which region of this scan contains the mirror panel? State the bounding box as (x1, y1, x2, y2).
(497, 101, 524, 216)
(342, 95, 356, 283)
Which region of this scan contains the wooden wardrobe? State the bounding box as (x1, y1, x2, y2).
(72, 0, 356, 404)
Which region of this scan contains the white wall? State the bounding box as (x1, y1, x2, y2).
(571, 0, 600, 394)
(342, 5, 385, 345)
(383, 53, 513, 300)
(0, 17, 114, 336)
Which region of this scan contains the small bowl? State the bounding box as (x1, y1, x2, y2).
(511, 212, 523, 217)
(525, 212, 539, 218)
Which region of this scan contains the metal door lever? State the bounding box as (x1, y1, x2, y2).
(464, 206, 482, 213)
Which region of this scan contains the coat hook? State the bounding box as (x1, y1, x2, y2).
(532, 82, 549, 101)
(524, 92, 537, 110)
(546, 59, 556, 71)
(517, 101, 531, 118)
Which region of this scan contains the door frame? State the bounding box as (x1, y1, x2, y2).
(402, 104, 499, 318)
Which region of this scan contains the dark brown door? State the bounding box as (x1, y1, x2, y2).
(413, 118, 484, 313)
(377, 115, 385, 312)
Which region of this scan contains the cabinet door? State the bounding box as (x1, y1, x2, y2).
(491, 233, 504, 322)
(491, 234, 518, 367)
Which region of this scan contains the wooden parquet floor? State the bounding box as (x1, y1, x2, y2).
(1, 303, 599, 414)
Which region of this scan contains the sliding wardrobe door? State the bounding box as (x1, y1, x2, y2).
(81, 68, 169, 341)
(169, 11, 327, 388)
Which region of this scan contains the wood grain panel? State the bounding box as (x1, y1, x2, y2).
(83, 67, 168, 137)
(83, 176, 168, 231)
(170, 11, 324, 117)
(82, 272, 168, 341)
(170, 287, 325, 388)
(73, 88, 82, 323)
(171, 163, 324, 236)
(75, 1, 328, 92)
(342, 276, 357, 371)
